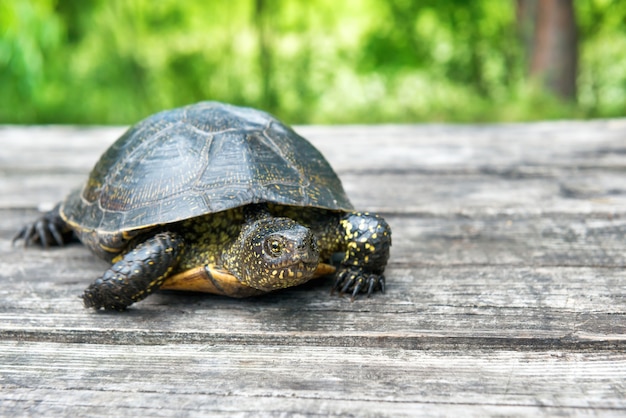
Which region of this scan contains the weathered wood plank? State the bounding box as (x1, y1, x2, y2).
(1, 341, 625, 416)
(4, 123, 626, 216)
(4, 120, 626, 174)
(7, 210, 626, 269)
(5, 170, 626, 215)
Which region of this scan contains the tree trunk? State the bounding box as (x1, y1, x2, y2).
(517, 0, 578, 101)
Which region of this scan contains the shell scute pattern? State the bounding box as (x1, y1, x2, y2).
(62, 102, 351, 235)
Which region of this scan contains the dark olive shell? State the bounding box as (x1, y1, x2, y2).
(61, 102, 353, 233)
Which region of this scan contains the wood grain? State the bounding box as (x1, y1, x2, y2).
(1, 121, 625, 416)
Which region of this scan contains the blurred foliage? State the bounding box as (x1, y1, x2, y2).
(1, 0, 625, 124)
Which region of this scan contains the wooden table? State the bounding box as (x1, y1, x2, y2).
(1, 121, 625, 416)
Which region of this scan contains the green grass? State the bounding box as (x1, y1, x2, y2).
(1, 0, 624, 125)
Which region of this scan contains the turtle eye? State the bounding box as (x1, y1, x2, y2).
(265, 238, 283, 257)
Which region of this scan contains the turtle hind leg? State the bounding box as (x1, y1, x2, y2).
(82, 231, 184, 311)
(13, 203, 75, 248)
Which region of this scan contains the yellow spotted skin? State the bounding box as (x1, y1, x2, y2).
(82, 232, 184, 311)
(178, 209, 245, 270)
(271, 206, 392, 297)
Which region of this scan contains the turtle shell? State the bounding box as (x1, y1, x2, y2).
(61, 101, 353, 233)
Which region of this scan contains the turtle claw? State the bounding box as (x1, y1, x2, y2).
(13, 205, 72, 248)
(333, 267, 385, 300)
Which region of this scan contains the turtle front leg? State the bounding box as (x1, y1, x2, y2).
(82, 231, 184, 311)
(13, 203, 75, 247)
(333, 212, 391, 299)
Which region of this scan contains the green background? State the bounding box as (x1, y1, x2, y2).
(2, 0, 625, 125)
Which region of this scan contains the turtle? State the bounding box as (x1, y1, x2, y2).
(14, 101, 392, 311)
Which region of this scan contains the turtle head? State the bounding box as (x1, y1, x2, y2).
(223, 216, 320, 291)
